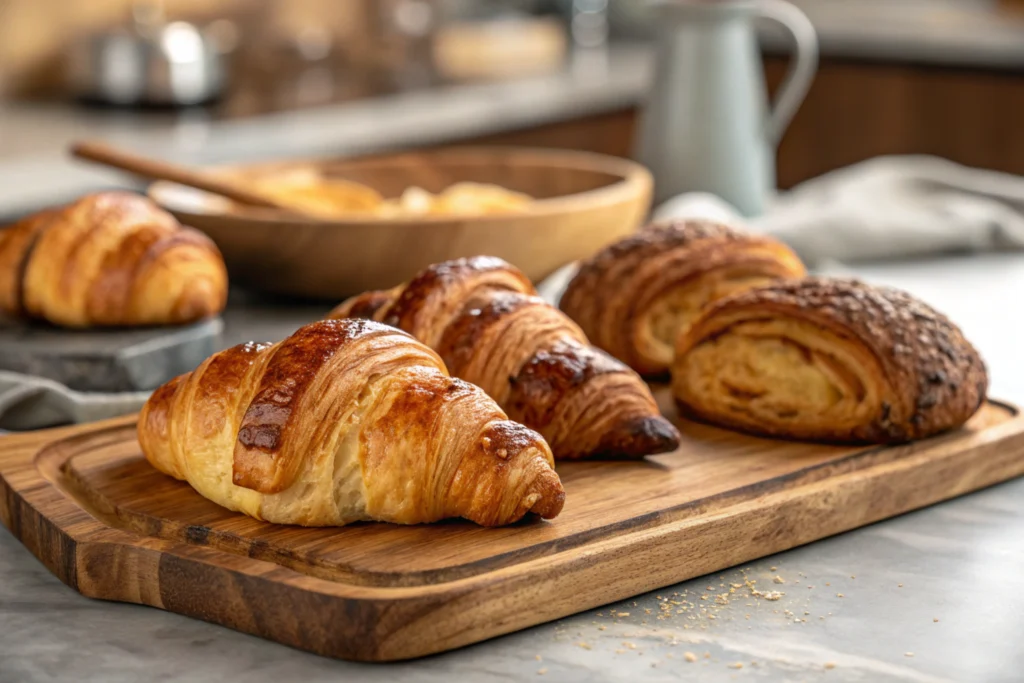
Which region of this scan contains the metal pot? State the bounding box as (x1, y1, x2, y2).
(68, 6, 226, 107)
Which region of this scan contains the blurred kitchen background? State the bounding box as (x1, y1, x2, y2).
(1, 0, 1022, 219)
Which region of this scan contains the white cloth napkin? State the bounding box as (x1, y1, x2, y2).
(653, 155, 1024, 265)
(0, 371, 148, 431)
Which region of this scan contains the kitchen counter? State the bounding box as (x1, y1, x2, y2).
(1, 0, 1023, 218)
(2, 253, 1024, 682)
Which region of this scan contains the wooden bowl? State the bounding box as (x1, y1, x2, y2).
(147, 147, 652, 300)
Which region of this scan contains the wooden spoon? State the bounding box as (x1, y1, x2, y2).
(70, 140, 295, 212)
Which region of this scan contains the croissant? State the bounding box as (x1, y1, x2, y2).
(560, 220, 806, 377)
(328, 257, 680, 460)
(138, 318, 565, 527)
(671, 278, 988, 444)
(0, 191, 228, 327)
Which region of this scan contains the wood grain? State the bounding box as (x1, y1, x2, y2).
(2, 393, 1023, 661)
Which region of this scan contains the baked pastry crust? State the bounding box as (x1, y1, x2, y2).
(561, 220, 806, 377)
(0, 192, 227, 327)
(671, 277, 988, 443)
(329, 257, 681, 460)
(138, 319, 564, 527)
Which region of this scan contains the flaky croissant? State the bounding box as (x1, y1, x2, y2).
(138, 319, 565, 527)
(328, 257, 680, 460)
(0, 191, 227, 327)
(560, 220, 806, 377)
(671, 278, 988, 444)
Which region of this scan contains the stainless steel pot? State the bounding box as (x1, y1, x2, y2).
(68, 4, 226, 107)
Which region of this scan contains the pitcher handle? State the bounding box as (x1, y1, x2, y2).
(757, 0, 818, 144)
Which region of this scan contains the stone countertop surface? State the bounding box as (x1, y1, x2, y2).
(2, 253, 1024, 683)
(1, 0, 1023, 218)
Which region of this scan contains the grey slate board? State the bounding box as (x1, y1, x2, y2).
(0, 317, 224, 393)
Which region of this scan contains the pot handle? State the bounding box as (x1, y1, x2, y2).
(758, 0, 819, 144)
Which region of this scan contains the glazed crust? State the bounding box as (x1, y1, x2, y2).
(671, 277, 988, 443)
(560, 220, 807, 377)
(138, 319, 564, 527)
(0, 191, 228, 327)
(328, 257, 680, 460)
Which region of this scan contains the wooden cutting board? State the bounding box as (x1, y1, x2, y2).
(2, 393, 1023, 662)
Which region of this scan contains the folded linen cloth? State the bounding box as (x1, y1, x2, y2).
(653, 155, 1024, 265)
(0, 371, 149, 431)
(537, 155, 1024, 304)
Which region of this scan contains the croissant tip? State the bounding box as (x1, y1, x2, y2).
(588, 415, 682, 459)
(528, 482, 566, 520)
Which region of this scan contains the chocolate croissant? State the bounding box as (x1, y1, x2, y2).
(0, 191, 227, 327)
(138, 319, 565, 527)
(671, 278, 988, 444)
(328, 257, 680, 460)
(560, 220, 806, 377)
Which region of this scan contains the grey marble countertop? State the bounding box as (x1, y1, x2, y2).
(2, 253, 1024, 682)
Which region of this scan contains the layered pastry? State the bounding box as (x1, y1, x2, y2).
(560, 220, 806, 377)
(0, 191, 227, 327)
(329, 256, 681, 460)
(671, 278, 988, 443)
(138, 319, 565, 527)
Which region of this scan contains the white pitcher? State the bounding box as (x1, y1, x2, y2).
(635, 0, 818, 217)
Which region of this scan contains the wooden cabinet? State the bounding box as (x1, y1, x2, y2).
(456, 57, 1024, 189)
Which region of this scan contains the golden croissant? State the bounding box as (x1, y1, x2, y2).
(328, 257, 680, 460)
(672, 278, 988, 443)
(561, 220, 806, 377)
(138, 319, 565, 527)
(0, 191, 228, 327)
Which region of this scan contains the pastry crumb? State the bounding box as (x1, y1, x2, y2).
(537, 668, 548, 675)
(684, 652, 698, 662)
(824, 662, 836, 670)
(773, 575, 785, 584)
(535, 655, 542, 661)
(576, 642, 592, 650)
(933, 618, 940, 623)
(837, 593, 845, 598)
(770, 566, 777, 571)
(729, 662, 743, 669)
(905, 652, 914, 658)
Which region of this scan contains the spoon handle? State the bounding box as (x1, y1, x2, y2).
(70, 140, 288, 210)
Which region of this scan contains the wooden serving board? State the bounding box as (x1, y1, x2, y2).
(2, 394, 1024, 662)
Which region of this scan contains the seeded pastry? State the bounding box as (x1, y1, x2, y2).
(671, 278, 987, 443)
